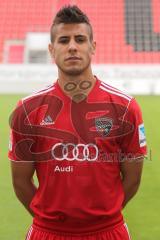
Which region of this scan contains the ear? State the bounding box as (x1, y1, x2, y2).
(48, 43, 55, 58)
(91, 40, 96, 55)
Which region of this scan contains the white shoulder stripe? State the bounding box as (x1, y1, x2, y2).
(26, 226, 33, 240)
(124, 223, 132, 240)
(100, 85, 131, 101)
(33, 84, 54, 94)
(22, 85, 55, 101)
(101, 82, 132, 100)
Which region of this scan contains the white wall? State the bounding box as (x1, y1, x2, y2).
(0, 64, 160, 94)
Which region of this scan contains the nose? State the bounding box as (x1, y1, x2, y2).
(68, 39, 77, 52)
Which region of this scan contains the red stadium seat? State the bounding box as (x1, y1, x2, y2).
(0, 0, 160, 63)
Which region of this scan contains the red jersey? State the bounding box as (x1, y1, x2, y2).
(8, 77, 147, 234)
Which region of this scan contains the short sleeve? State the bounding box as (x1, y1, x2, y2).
(119, 98, 147, 159)
(8, 100, 35, 162)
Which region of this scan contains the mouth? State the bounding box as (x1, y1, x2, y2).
(65, 56, 81, 61)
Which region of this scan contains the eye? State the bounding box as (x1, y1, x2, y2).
(76, 37, 86, 43)
(58, 38, 69, 44)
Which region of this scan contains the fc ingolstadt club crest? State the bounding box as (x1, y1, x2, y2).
(95, 117, 113, 137)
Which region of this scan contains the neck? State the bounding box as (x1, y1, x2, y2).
(57, 68, 96, 102)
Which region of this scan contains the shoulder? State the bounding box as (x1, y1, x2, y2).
(11, 83, 56, 123)
(127, 97, 142, 115)
(98, 79, 133, 104)
(21, 83, 56, 103)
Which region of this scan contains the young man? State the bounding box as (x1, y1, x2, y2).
(9, 5, 147, 240)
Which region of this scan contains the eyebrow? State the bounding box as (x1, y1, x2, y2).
(58, 34, 87, 39)
(75, 35, 87, 38)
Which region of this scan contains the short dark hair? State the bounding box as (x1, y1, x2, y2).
(50, 5, 93, 42)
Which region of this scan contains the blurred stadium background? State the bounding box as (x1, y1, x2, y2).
(0, 0, 160, 239)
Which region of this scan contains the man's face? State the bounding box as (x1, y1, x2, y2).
(49, 23, 96, 76)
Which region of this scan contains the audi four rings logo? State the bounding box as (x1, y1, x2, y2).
(51, 143, 98, 161)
